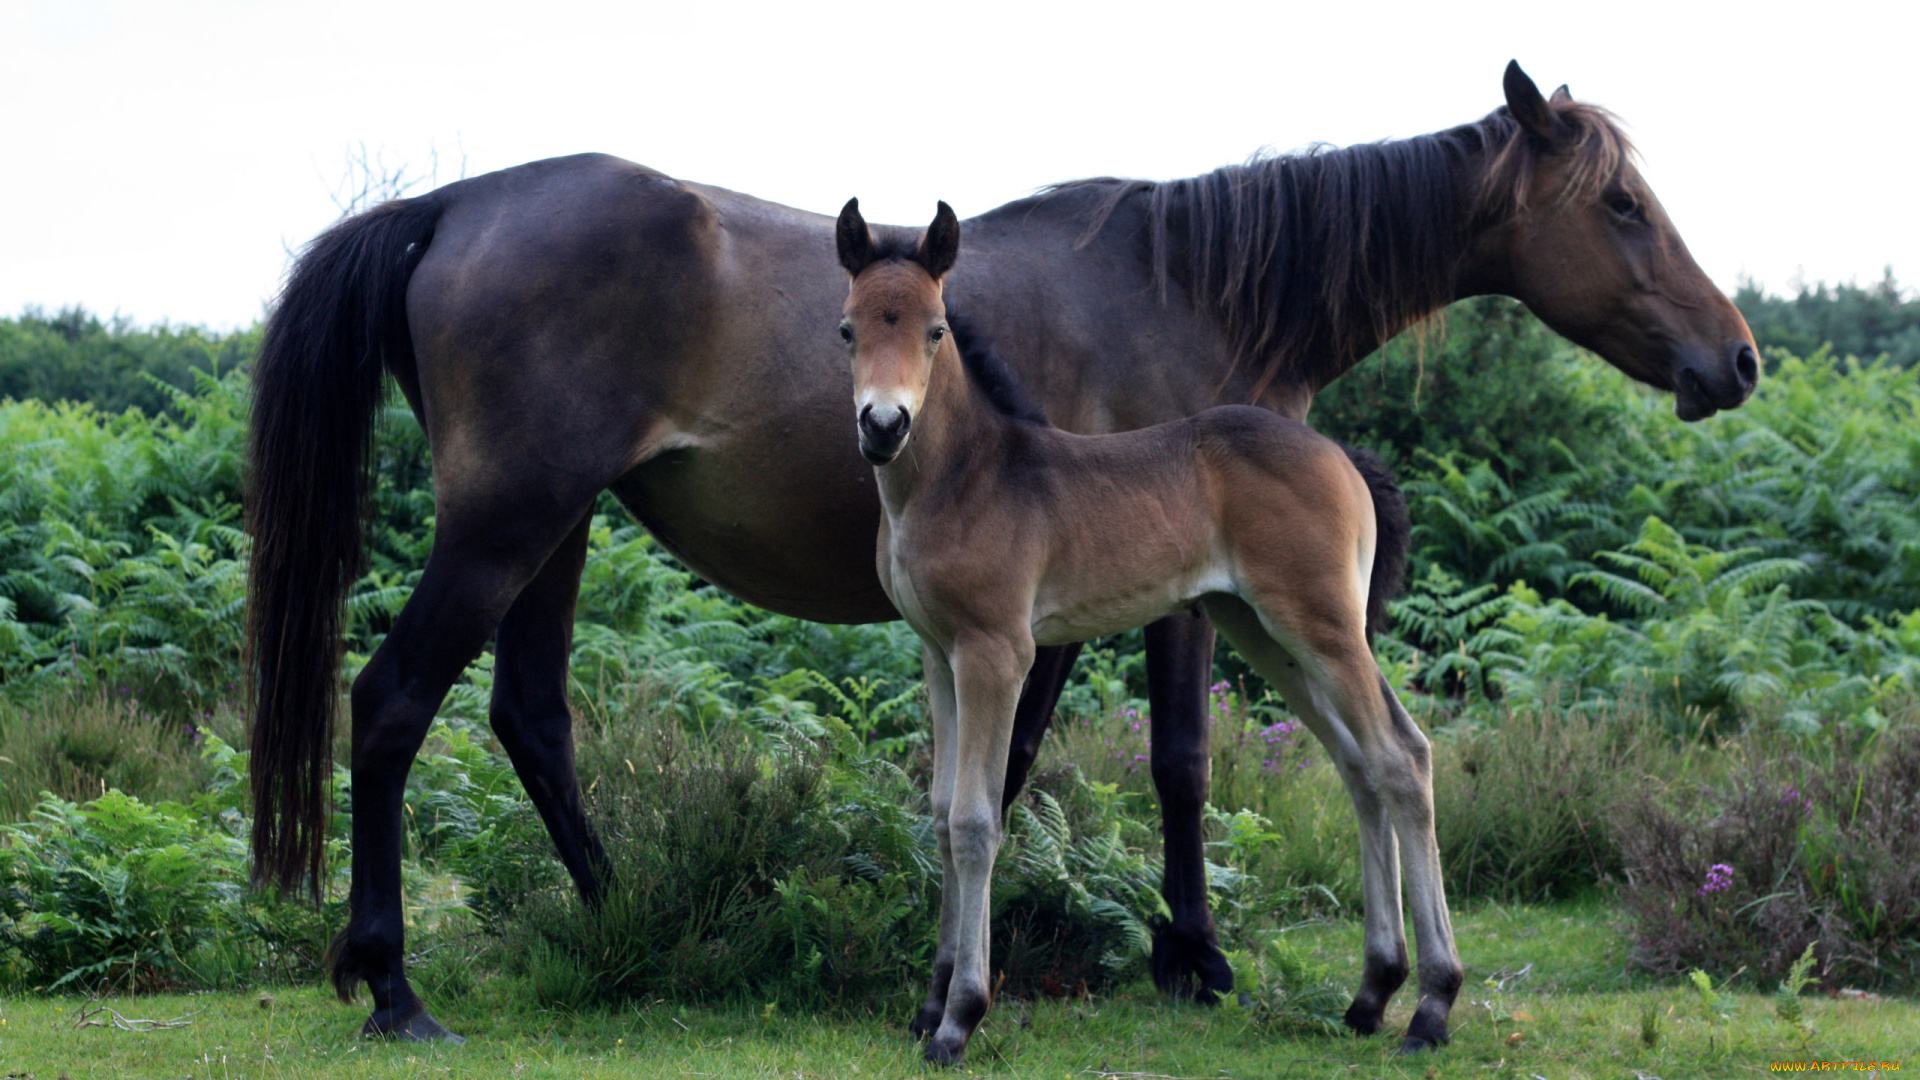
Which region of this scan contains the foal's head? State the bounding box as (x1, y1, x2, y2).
(836, 198, 960, 465)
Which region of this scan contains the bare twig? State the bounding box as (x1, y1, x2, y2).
(71, 1000, 198, 1032)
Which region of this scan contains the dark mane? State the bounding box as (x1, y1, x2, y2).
(1048, 101, 1632, 393)
(946, 308, 1049, 426)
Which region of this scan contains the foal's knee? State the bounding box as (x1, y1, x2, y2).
(945, 808, 1001, 873)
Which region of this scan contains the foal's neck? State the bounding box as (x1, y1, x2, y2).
(873, 340, 1011, 519)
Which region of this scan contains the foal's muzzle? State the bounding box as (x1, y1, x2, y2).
(858, 403, 911, 464)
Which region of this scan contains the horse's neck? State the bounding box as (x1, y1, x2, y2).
(873, 346, 1005, 520)
(1150, 138, 1501, 406)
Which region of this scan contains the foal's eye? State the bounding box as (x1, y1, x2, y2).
(1607, 194, 1641, 221)
(930, 326, 946, 343)
(838, 325, 853, 343)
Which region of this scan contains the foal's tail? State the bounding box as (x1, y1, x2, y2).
(1342, 446, 1409, 641)
(247, 195, 442, 896)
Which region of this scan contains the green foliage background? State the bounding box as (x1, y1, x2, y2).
(2, 275, 1919, 1000)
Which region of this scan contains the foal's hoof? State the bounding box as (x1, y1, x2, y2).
(923, 1034, 968, 1067)
(908, 1005, 943, 1042)
(1343, 998, 1388, 1036)
(1399, 1034, 1443, 1054)
(362, 1007, 465, 1044)
(1399, 1009, 1450, 1053)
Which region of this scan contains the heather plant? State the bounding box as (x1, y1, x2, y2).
(1428, 700, 1667, 901)
(1615, 720, 1920, 990)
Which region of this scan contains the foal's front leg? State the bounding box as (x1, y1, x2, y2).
(912, 645, 960, 1041)
(925, 631, 1032, 1067)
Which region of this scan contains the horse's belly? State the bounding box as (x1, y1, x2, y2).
(610, 443, 898, 625)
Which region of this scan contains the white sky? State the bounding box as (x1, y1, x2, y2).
(3, 0, 1914, 330)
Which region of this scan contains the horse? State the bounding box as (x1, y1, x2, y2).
(247, 61, 1756, 1041)
(837, 197, 1440, 1061)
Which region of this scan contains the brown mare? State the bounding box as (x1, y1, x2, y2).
(247, 62, 1756, 1041)
(837, 198, 1441, 1060)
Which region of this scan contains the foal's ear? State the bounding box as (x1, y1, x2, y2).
(1549, 83, 1572, 104)
(1502, 60, 1566, 144)
(914, 201, 960, 281)
(837, 198, 875, 276)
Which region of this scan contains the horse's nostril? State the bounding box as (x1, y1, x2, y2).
(1733, 344, 1759, 393)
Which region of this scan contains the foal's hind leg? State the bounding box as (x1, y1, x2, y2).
(488, 513, 610, 903)
(1202, 598, 1407, 1028)
(333, 489, 595, 1042)
(1203, 596, 1461, 1049)
(1144, 612, 1235, 1002)
(999, 643, 1083, 818)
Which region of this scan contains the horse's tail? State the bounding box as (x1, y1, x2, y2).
(248, 196, 441, 896)
(1342, 445, 1409, 642)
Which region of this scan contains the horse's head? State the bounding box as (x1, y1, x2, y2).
(836, 198, 960, 464)
(1472, 62, 1758, 421)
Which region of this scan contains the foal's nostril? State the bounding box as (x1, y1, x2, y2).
(1733, 344, 1759, 394)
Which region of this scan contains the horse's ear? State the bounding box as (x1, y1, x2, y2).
(915, 201, 960, 281)
(1550, 83, 1572, 104)
(837, 198, 874, 276)
(1502, 60, 1565, 143)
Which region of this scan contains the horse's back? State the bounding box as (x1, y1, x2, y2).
(395, 154, 892, 620)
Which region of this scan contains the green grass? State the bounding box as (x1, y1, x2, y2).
(2, 904, 1912, 1078)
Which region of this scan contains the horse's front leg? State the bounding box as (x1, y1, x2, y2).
(924, 631, 1032, 1067)
(1143, 612, 1235, 1002)
(911, 645, 960, 1041)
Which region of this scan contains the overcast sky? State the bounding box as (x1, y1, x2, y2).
(3, 0, 1914, 330)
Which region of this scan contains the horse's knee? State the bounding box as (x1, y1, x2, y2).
(1149, 740, 1210, 807)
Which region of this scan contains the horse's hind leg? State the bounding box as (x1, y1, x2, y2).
(1144, 611, 1235, 1002)
(488, 512, 610, 903)
(333, 488, 596, 1042)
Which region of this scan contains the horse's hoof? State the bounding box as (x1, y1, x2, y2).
(908, 1005, 943, 1042)
(362, 1007, 465, 1044)
(923, 1034, 967, 1067)
(1149, 917, 1235, 1003)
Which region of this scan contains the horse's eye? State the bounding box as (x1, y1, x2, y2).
(1608, 195, 1641, 220)
(839, 325, 853, 343)
(930, 326, 946, 343)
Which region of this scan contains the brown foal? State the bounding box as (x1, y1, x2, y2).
(836, 200, 1456, 1064)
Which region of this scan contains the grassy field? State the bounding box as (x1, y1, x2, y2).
(1, 904, 1910, 1079)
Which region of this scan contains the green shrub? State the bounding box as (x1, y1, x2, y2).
(0, 790, 245, 991)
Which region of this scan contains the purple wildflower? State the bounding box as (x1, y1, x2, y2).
(1697, 863, 1734, 896)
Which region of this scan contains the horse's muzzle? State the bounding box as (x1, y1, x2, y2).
(859, 403, 911, 464)
(1673, 341, 1759, 421)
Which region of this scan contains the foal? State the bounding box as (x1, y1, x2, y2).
(836, 199, 1462, 1064)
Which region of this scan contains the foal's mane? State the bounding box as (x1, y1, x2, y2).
(947, 307, 1049, 426)
(1049, 100, 1632, 392)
